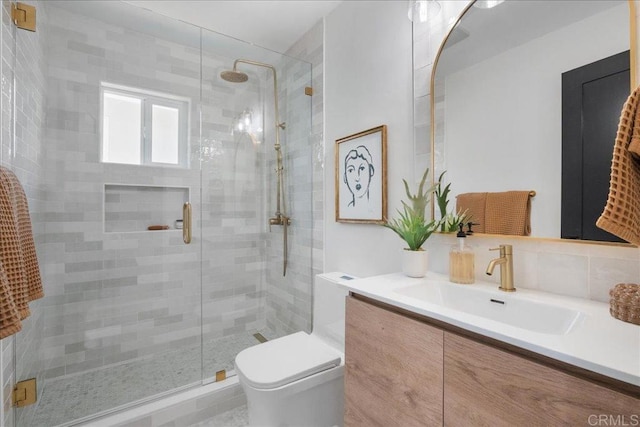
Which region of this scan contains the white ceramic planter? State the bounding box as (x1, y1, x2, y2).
(402, 249, 428, 278)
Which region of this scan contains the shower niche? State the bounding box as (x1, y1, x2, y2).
(104, 184, 189, 233)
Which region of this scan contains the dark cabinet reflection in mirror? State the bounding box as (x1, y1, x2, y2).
(432, 0, 633, 243)
(562, 51, 629, 242)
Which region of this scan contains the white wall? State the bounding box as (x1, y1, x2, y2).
(323, 0, 638, 303)
(324, 0, 414, 277)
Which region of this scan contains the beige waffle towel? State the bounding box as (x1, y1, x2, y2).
(485, 191, 532, 236)
(456, 192, 487, 233)
(0, 262, 21, 338)
(0, 166, 43, 339)
(596, 85, 640, 245)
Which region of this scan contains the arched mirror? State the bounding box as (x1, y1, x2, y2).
(431, 0, 635, 243)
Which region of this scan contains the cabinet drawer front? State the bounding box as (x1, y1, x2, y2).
(444, 332, 640, 426)
(345, 296, 444, 427)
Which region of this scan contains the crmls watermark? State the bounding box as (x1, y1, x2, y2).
(588, 415, 640, 426)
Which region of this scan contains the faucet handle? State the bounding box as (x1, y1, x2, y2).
(489, 245, 512, 255)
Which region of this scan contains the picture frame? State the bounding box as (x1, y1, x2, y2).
(335, 125, 387, 223)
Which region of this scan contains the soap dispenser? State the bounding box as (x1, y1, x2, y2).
(449, 223, 475, 284)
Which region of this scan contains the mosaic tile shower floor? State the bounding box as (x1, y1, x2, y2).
(24, 331, 272, 427)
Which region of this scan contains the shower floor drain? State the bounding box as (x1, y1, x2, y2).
(253, 332, 268, 343)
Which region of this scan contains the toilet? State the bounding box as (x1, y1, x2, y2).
(235, 272, 355, 427)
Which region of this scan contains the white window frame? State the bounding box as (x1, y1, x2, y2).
(100, 82, 190, 168)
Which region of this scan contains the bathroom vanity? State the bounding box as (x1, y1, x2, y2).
(341, 273, 640, 426)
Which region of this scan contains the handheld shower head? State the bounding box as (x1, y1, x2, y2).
(220, 69, 249, 83)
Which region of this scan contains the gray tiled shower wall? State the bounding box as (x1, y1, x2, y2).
(38, 4, 204, 384)
(263, 20, 323, 337)
(263, 56, 312, 336)
(25, 0, 314, 393)
(1, 0, 317, 423)
(299, 21, 325, 282)
(4, 0, 311, 394)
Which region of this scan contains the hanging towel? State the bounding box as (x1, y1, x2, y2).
(456, 192, 487, 233)
(0, 262, 22, 339)
(628, 96, 640, 159)
(485, 191, 532, 236)
(0, 166, 43, 339)
(596, 85, 640, 246)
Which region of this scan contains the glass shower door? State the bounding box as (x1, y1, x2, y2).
(200, 29, 314, 380)
(11, 2, 204, 426)
(199, 30, 273, 380)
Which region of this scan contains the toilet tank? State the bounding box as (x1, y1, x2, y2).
(312, 272, 356, 353)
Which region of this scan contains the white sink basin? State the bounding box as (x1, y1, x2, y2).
(395, 282, 584, 335)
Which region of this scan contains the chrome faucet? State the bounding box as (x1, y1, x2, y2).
(485, 244, 515, 292)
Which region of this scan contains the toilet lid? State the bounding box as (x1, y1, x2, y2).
(235, 331, 342, 390)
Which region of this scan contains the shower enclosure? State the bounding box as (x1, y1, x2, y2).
(1, 1, 313, 426)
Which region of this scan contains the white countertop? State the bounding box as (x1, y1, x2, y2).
(340, 272, 640, 387)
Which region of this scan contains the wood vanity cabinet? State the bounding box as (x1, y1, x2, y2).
(344, 295, 640, 427)
(344, 296, 444, 426)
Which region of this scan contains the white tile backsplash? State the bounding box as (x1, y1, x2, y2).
(537, 252, 590, 299)
(589, 256, 640, 302)
(426, 233, 639, 302)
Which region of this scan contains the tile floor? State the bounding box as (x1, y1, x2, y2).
(189, 405, 249, 427)
(22, 330, 273, 427)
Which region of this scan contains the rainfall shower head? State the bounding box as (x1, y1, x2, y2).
(220, 69, 249, 83)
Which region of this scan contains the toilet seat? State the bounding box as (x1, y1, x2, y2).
(235, 331, 342, 390)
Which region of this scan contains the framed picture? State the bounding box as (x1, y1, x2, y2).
(335, 125, 387, 223)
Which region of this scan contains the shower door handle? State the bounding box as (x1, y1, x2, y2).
(183, 202, 192, 244)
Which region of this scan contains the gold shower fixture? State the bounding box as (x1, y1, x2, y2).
(221, 59, 291, 276)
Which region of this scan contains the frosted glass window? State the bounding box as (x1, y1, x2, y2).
(152, 105, 179, 164)
(101, 83, 189, 167)
(103, 93, 141, 165)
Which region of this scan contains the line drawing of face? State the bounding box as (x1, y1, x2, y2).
(344, 145, 374, 207)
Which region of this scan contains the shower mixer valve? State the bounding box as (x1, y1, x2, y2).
(269, 214, 291, 227)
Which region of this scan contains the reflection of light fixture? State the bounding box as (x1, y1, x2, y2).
(407, 0, 441, 23)
(474, 0, 505, 9)
(231, 108, 262, 145)
(233, 109, 252, 133)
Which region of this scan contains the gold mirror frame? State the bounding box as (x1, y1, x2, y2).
(429, 0, 637, 247)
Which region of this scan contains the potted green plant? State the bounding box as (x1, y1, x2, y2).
(435, 171, 471, 232)
(384, 168, 440, 277)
